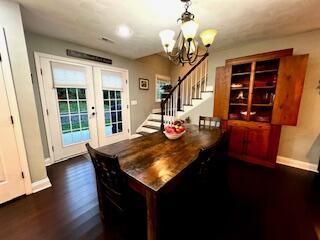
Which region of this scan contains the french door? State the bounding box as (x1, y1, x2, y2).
(39, 56, 129, 162)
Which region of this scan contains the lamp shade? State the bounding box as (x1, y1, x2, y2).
(166, 40, 175, 53)
(200, 29, 217, 47)
(181, 20, 199, 41)
(159, 29, 175, 47)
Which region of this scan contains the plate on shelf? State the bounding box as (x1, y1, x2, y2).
(231, 83, 243, 88)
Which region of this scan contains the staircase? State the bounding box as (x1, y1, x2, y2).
(136, 53, 212, 136)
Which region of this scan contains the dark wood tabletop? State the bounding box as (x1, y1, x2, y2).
(98, 124, 222, 192)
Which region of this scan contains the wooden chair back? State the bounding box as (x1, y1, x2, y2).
(199, 116, 221, 128)
(86, 143, 128, 213)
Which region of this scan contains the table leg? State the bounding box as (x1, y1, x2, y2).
(146, 190, 158, 240)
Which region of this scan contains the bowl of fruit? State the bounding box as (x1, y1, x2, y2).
(163, 120, 186, 140)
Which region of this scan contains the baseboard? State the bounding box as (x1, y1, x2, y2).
(32, 177, 52, 193)
(44, 157, 52, 166)
(277, 156, 319, 173)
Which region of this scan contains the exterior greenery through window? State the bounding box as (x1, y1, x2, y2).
(57, 88, 90, 146)
(155, 75, 171, 102)
(103, 90, 123, 136)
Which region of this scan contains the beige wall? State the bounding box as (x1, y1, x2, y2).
(185, 30, 320, 165)
(25, 31, 171, 158)
(0, 1, 47, 182)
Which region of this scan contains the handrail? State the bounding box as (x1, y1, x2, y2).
(161, 52, 209, 130)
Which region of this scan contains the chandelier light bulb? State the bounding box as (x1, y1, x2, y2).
(159, 29, 175, 48)
(200, 29, 218, 47)
(181, 20, 199, 41)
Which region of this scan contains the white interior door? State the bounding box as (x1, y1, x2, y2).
(40, 58, 98, 161)
(0, 59, 25, 203)
(93, 67, 129, 146)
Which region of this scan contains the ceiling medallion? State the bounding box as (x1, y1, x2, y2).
(159, 0, 217, 65)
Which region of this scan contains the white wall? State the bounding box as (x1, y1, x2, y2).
(189, 30, 320, 165)
(0, 1, 47, 182)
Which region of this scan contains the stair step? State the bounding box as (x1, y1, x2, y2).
(148, 119, 162, 123)
(201, 90, 213, 93)
(183, 104, 193, 106)
(137, 131, 150, 136)
(192, 98, 202, 100)
(143, 125, 161, 130)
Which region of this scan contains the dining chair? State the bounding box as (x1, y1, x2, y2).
(86, 143, 132, 220)
(196, 131, 228, 184)
(199, 116, 221, 128)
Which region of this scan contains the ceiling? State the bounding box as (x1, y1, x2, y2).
(13, 0, 320, 59)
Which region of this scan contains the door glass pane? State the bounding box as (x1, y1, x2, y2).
(57, 87, 90, 146)
(103, 90, 123, 136)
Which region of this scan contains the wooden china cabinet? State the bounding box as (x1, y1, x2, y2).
(214, 49, 308, 167)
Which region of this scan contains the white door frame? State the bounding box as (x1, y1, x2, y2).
(0, 28, 32, 194)
(34, 52, 131, 166)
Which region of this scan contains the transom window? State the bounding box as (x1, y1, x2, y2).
(155, 74, 171, 102)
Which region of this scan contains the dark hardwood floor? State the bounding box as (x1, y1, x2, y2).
(0, 155, 319, 240)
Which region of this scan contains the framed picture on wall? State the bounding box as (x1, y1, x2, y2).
(139, 78, 149, 90)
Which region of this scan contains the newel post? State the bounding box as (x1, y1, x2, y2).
(161, 100, 164, 131)
(177, 77, 182, 111)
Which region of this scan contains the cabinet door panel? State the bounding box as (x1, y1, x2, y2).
(228, 126, 246, 158)
(272, 55, 308, 126)
(214, 65, 231, 119)
(246, 126, 270, 161)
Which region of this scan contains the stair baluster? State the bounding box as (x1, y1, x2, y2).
(160, 53, 209, 130)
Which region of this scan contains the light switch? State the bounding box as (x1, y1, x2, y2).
(131, 100, 137, 105)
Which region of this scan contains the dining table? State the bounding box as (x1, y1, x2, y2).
(97, 124, 223, 240)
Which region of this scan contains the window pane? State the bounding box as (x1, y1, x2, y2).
(105, 112, 111, 125)
(71, 115, 80, 130)
(57, 88, 67, 99)
(117, 111, 122, 121)
(116, 100, 122, 110)
(79, 101, 87, 113)
(68, 88, 77, 99)
(103, 90, 109, 100)
(69, 101, 78, 114)
(59, 101, 69, 114)
(110, 91, 115, 99)
(80, 114, 88, 128)
(60, 116, 70, 132)
(118, 123, 123, 132)
(116, 91, 121, 99)
(78, 89, 86, 99)
(104, 101, 110, 111)
(112, 124, 117, 134)
(111, 112, 117, 122)
(110, 100, 116, 111)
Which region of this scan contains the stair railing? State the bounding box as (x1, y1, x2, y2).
(161, 53, 209, 130)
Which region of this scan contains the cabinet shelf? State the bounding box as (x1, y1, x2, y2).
(253, 85, 276, 89)
(231, 87, 249, 90)
(232, 72, 251, 76)
(252, 103, 273, 107)
(230, 103, 247, 106)
(255, 69, 278, 74)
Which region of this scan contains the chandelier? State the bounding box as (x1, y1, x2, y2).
(159, 0, 217, 65)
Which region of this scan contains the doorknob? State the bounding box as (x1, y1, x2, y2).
(92, 112, 96, 116)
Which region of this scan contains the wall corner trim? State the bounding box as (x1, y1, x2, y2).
(277, 156, 319, 173)
(32, 177, 52, 193)
(45, 158, 52, 167)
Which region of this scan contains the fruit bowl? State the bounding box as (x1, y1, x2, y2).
(163, 120, 186, 140)
(163, 130, 185, 140)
